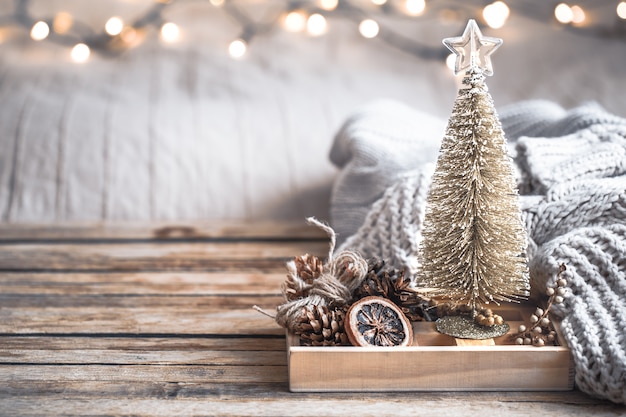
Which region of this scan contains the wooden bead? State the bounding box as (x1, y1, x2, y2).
(546, 287, 555, 296)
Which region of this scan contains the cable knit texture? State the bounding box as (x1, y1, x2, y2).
(330, 99, 626, 403)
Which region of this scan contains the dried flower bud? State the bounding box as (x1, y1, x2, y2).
(547, 333, 556, 343)
(532, 326, 542, 334)
(535, 308, 544, 316)
(534, 337, 545, 347)
(540, 317, 550, 327)
(557, 287, 566, 296)
(483, 309, 493, 317)
(494, 315, 504, 325)
(515, 337, 524, 345)
(518, 324, 527, 332)
(530, 314, 539, 323)
(554, 296, 564, 304)
(546, 287, 555, 296)
(557, 278, 567, 287)
(523, 337, 532, 345)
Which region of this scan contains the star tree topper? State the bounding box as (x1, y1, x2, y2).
(443, 19, 502, 76)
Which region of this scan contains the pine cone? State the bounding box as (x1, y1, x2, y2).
(355, 259, 438, 322)
(292, 305, 349, 346)
(294, 254, 323, 284)
(283, 254, 324, 301)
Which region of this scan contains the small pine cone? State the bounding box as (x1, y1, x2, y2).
(354, 259, 394, 300)
(294, 254, 323, 284)
(391, 272, 438, 322)
(293, 305, 349, 346)
(283, 254, 324, 301)
(355, 259, 437, 321)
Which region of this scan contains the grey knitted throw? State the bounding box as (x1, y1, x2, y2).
(329, 99, 626, 403)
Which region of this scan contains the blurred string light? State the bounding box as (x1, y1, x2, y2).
(482, 1, 509, 29)
(405, 0, 426, 16)
(228, 38, 247, 58)
(554, 3, 586, 25)
(1, 0, 624, 64)
(105, 17, 124, 36)
(71, 43, 90, 63)
(307, 13, 327, 36)
(284, 10, 308, 32)
(30, 21, 49, 41)
(359, 19, 379, 38)
(619, 2, 626, 19)
(160, 22, 180, 42)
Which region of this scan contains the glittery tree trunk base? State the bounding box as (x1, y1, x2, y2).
(435, 315, 510, 339)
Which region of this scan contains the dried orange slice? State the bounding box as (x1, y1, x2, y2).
(345, 296, 413, 347)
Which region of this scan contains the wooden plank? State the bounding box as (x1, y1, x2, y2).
(1, 346, 285, 366)
(0, 221, 328, 241)
(0, 272, 285, 295)
(0, 241, 328, 271)
(0, 296, 284, 335)
(0, 395, 620, 417)
(0, 364, 288, 384)
(0, 336, 286, 353)
(0, 381, 606, 404)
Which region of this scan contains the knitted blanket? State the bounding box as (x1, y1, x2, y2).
(329, 99, 626, 404)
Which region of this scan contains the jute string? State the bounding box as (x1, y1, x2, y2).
(255, 217, 369, 333)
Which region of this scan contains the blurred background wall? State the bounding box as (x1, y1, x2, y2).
(0, 0, 624, 223)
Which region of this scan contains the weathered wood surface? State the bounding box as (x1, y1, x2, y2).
(0, 223, 622, 416)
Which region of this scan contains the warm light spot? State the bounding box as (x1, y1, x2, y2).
(405, 0, 426, 16)
(209, 0, 224, 6)
(307, 13, 327, 36)
(618, 2, 626, 19)
(284, 10, 307, 32)
(120, 27, 138, 44)
(160, 22, 180, 42)
(359, 19, 379, 38)
(319, 0, 338, 11)
(53, 12, 73, 34)
(229, 39, 247, 58)
(30, 21, 50, 41)
(71, 43, 90, 63)
(570, 5, 585, 25)
(446, 53, 456, 71)
(371, 0, 387, 5)
(555, 3, 574, 24)
(438, 9, 458, 24)
(483, 1, 510, 29)
(105, 16, 124, 36)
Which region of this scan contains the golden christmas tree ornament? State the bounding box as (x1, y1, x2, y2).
(418, 20, 529, 339)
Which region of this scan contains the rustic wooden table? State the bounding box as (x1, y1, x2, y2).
(0, 222, 622, 416)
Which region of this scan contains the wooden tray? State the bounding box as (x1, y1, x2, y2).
(287, 304, 574, 392)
